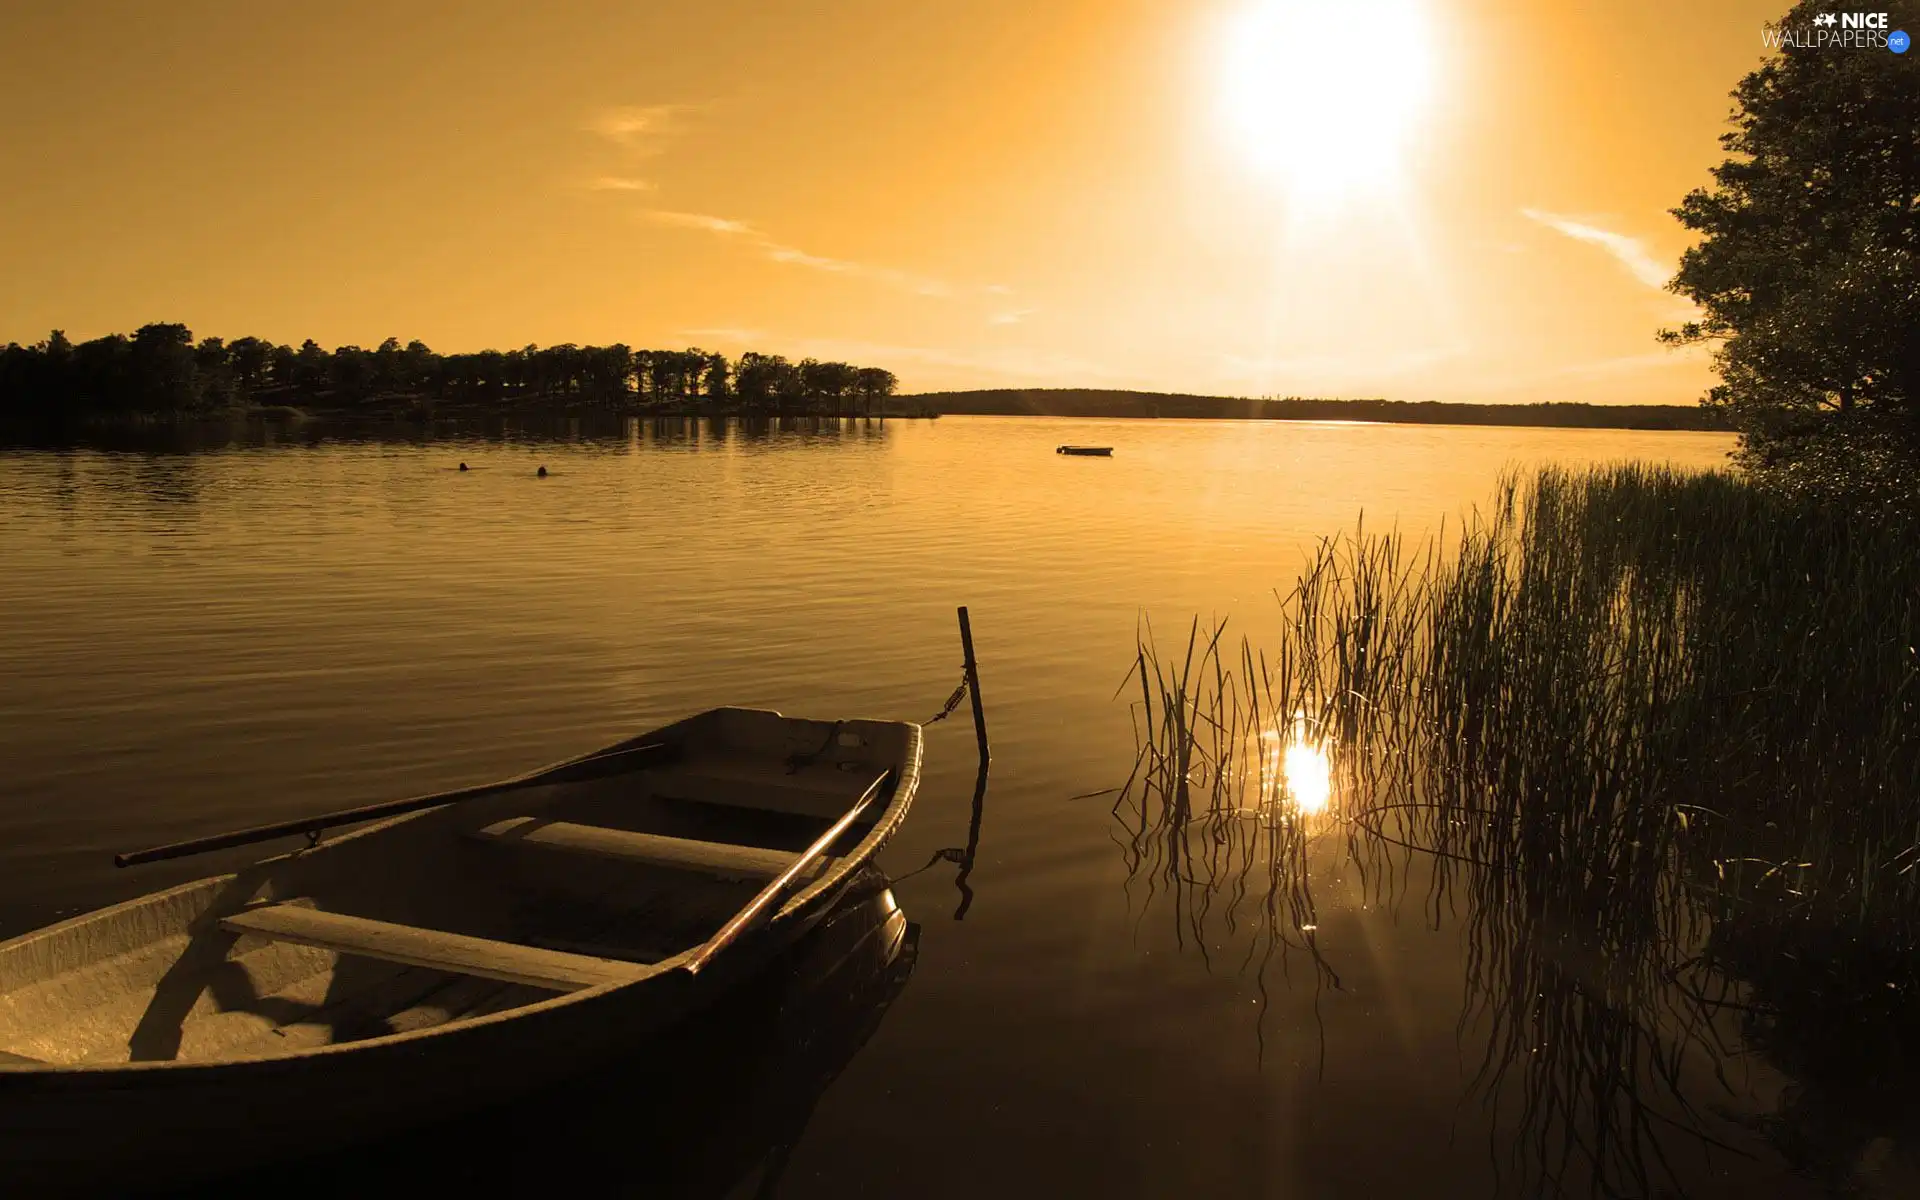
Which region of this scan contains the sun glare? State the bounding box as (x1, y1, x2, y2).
(1254, 714, 1335, 818)
(1217, 0, 1438, 209)
(1282, 735, 1332, 815)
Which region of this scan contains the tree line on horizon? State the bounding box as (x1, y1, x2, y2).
(917, 388, 1733, 430)
(0, 325, 899, 420)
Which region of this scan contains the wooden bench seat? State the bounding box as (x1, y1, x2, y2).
(471, 818, 824, 883)
(640, 761, 872, 818)
(219, 904, 645, 993)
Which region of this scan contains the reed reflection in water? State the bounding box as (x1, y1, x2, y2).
(1115, 466, 1920, 1198)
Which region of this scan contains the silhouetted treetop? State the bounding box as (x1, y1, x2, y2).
(1664, 0, 1919, 503)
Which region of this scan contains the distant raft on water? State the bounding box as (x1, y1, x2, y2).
(1057, 445, 1113, 457)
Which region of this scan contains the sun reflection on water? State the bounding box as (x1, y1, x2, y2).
(1254, 712, 1334, 818)
(1283, 735, 1332, 815)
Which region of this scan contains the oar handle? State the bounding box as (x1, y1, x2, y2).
(686, 769, 892, 974)
(113, 741, 680, 868)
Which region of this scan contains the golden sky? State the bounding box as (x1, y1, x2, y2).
(0, 0, 1791, 402)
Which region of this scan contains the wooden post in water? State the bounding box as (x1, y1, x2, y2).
(957, 605, 989, 768)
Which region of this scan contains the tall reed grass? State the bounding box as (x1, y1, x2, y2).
(1113, 464, 1919, 1195)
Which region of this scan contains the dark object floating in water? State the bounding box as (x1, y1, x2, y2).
(537, 465, 548, 477)
(458, 462, 469, 471)
(0, 707, 922, 1195)
(1057, 445, 1113, 456)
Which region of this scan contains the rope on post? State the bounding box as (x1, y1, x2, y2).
(924, 674, 970, 725)
(895, 605, 993, 920)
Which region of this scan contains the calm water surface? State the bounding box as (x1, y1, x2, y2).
(6, 415, 1863, 1197)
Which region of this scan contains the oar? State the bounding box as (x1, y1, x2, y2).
(113, 740, 681, 868)
(685, 768, 892, 975)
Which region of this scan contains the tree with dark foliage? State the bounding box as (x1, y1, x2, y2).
(1663, 0, 1920, 505)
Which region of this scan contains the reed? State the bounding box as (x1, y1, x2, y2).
(1114, 464, 1920, 1195)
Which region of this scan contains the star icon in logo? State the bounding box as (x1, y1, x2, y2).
(1813, 12, 1838, 25)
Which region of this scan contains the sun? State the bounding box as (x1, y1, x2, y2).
(1216, 0, 1439, 210)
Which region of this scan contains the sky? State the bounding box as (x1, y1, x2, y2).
(0, 0, 1795, 403)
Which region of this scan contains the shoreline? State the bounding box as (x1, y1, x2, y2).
(0, 395, 1738, 438)
(903, 389, 1733, 432)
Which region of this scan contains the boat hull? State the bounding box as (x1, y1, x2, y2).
(0, 884, 867, 1196)
(0, 707, 920, 1196)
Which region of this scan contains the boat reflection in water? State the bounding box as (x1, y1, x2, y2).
(162, 874, 918, 1198)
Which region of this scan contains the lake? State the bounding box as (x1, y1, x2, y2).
(6, 415, 1857, 1198)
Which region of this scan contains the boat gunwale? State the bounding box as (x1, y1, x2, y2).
(0, 709, 923, 1078)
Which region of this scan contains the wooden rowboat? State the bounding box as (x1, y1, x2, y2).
(1056, 445, 1113, 456)
(0, 706, 921, 1196)
(181, 875, 921, 1195)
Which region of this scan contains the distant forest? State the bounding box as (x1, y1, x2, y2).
(0, 324, 901, 421)
(911, 389, 1734, 431)
(0, 328, 1736, 432)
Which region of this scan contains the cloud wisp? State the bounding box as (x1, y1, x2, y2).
(643, 209, 981, 299)
(579, 104, 694, 193)
(584, 104, 1006, 304)
(647, 210, 754, 236)
(590, 105, 688, 152)
(1521, 209, 1674, 291)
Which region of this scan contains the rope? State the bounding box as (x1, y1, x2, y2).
(788, 668, 967, 775)
(924, 670, 970, 726)
(783, 721, 844, 774)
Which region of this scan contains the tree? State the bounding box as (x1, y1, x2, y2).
(193, 335, 236, 409)
(799, 359, 861, 412)
(402, 340, 435, 392)
(129, 323, 201, 411)
(472, 349, 507, 396)
(854, 366, 897, 415)
(292, 339, 330, 394)
(645, 348, 703, 406)
(583, 344, 634, 403)
(702, 351, 731, 403)
(1663, 1, 1920, 497)
(330, 345, 374, 400)
(267, 342, 298, 390)
(733, 352, 781, 410)
(372, 337, 405, 391)
(769, 357, 804, 413)
(228, 337, 274, 394)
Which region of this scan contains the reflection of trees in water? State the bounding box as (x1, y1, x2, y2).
(4, 412, 897, 458)
(1115, 470, 1920, 1197)
(1707, 910, 1920, 1192)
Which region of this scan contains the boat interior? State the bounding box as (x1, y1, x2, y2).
(0, 709, 918, 1068)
